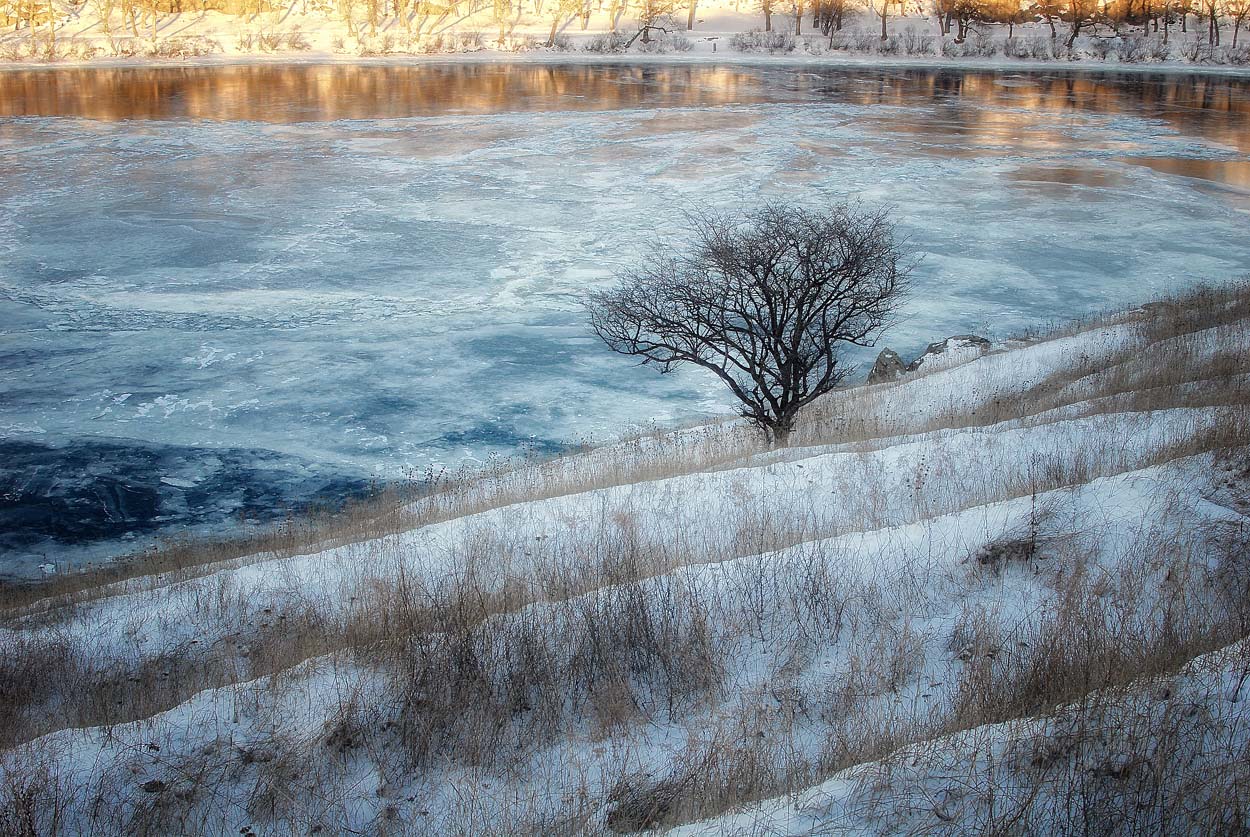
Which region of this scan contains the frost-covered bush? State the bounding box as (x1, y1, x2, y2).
(111, 37, 143, 57)
(877, 33, 901, 54)
(851, 28, 877, 50)
(1144, 38, 1171, 61)
(151, 36, 222, 58)
(5, 36, 105, 61)
(505, 34, 545, 51)
(1084, 37, 1113, 60)
(1005, 34, 1057, 60)
(1224, 45, 1250, 65)
(257, 31, 285, 51)
(584, 30, 631, 53)
(1003, 36, 1029, 58)
(900, 28, 933, 55)
(0, 38, 32, 61)
(1115, 35, 1147, 62)
(668, 33, 694, 52)
(730, 29, 797, 53)
(357, 34, 398, 56)
(66, 39, 104, 60)
(1031, 35, 1059, 59)
(941, 32, 995, 57)
(1179, 39, 1210, 62)
(416, 31, 484, 54)
(284, 30, 311, 51)
(638, 32, 693, 53)
(966, 28, 996, 56)
(549, 34, 575, 51)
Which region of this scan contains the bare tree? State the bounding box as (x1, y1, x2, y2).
(872, 0, 893, 37)
(758, 0, 774, 30)
(1201, 0, 1219, 41)
(588, 203, 909, 445)
(545, 0, 582, 44)
(1064, 0, 1099, 46)
(813, 0, 849, 34)
(624, 0, 678, 43)
(1229, 0, 1250, 46)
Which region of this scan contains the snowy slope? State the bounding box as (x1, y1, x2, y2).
(1, 287, 1248, 835)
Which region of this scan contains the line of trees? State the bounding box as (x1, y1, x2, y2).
(3, 0, 265, 35)
(5, 0, 1248, 48)
(830, 0, 1250, 44)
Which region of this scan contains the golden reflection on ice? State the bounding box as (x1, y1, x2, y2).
(1, 64, 1246, 182)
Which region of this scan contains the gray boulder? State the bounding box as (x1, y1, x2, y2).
(867, 348, 907, 384)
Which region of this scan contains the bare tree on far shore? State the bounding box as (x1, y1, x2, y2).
(588, 203, 909, 446)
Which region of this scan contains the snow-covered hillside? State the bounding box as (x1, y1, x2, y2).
(1, 283, 1248, 835)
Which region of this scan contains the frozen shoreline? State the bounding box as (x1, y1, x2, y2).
(4, 48, 1250, 75)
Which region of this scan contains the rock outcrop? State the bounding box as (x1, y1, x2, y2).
(867, 348, 907, 384)
(868, 335, 991, 384)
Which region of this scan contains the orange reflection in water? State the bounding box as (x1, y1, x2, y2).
(0, 63, 774, 121)
(0, 63, 1246, 156)
(1118, 156, 1250, 189)
(849, 71, 1250, 154)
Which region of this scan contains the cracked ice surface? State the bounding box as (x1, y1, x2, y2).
(1, 66, 1248, 575)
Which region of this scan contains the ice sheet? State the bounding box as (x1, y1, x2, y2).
(2, 65, 1248, 574)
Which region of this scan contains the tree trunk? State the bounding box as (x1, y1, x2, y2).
(795, 0, 802, 34)
(879, 0, 887, 39)
(765, 423, 792, 448)
(1066, 18, 1081, 47)
(764, 6, 771, 30)
(547, 15, 557, 44)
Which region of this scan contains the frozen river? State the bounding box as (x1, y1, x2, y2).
(2, 63, 1249, 577)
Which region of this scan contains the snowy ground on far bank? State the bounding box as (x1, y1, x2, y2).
(2, 64, 1249, 576)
